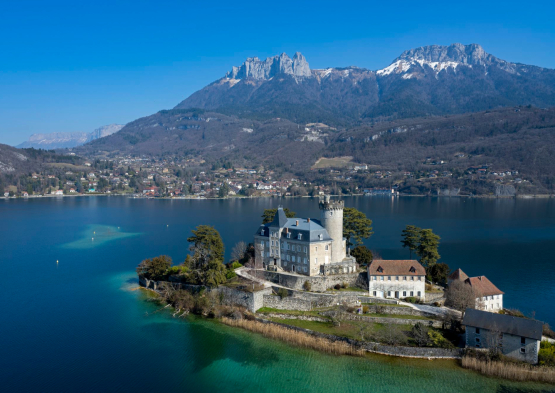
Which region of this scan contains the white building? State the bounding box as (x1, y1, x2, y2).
(368, 260, 426, 301)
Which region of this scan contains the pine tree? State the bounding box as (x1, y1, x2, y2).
(401, 225, 421, 259)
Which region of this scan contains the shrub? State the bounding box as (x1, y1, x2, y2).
(428, 330, 454, 349)
(362, 305, 369, 313)
(539, 341, 555, 366)
(225, 269, 237, 280)
(303, 280, 311, 291)
(403, 296, 419, 304)
(433, 301, 442, 307)
(136, 255, 172, 280)
(334, 284, 341, 290)
(411, 322, 430, 347)
(341, 282, 348, 289)
(230, 261, 243, 270)
(277, 288, 289, 299)
(346, 306, 357, 313)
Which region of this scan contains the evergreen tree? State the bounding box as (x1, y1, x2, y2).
(187, 225, 224, 261)
(401, 225, 422, 259)
(343, 207, 373, 247)
(416, 229, 441, 268)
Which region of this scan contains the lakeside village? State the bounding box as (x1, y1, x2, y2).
(2, 152, 530, 199)
(137, 196, 555, 383)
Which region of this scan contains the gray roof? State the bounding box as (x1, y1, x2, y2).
(254, 208, 332, 242)
(462, 308, 543, 340)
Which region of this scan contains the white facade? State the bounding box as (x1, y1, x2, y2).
(478, 294, 503, 312)
(368, 274, 426, 300)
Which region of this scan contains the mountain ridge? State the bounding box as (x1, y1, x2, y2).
(176, 43, 555, 123)
(17, 124, 125, 149)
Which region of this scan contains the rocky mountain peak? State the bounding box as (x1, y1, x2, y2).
(396, 43, 496, 66)
(224, 52, 311, 80)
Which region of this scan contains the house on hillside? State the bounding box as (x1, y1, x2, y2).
(449, 269, 504, 312)
(368, 260, 426, 301)
(254, 196, 356, 276)
(462, 308, 543, 364)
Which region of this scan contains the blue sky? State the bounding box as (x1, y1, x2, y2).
(1, 0, 554, 146)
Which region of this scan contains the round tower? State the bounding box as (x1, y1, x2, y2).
(319, 195, 345, 263)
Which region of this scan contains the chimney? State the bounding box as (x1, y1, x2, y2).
(307, 218, 310, 223)
(285, 228, 288, 234)
(478, 276, 482, 281)
(296, 220, 299, 226)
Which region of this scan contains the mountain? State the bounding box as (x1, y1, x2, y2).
(176, 43, 555, 123)
(17, 124, 124, 149)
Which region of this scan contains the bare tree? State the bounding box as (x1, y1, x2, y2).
(231, 241, 247, 262)
(445, 280, 481, 312)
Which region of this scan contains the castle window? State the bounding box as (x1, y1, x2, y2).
(261, 229, 265, 235)
(304, 247, 307, 253)
(325, 245, 329, 251)
(409, 266, 416, 273)
(411, 276, 414, 281)
(377, 266, 383, 273)
(396, 276, 399, 281)
(319, 234, 323, 240)
(284, 262, 287, 266)
(417, 291, 421, 297)
(315, 258, 318, 263)
(476, 328, 480, 334)
(315, 246, 318, 251)
(403, 291, 406, 297)
(304, 267, 307, 273)
(287, 255, 290, 261)
(388, 276, 391, 281)
(298, 234, 302, 240)
(520, 348, 526, 354)
(521, 337, 526, 345)
(297, 246, 301, 252)
(380, 276, 384, 281)
(287, 233, 291, 239)
(410, 291, 413, 296)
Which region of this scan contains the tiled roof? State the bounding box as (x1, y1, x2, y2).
(449, 268, 469, 281)
(465, 276, 504, 297)
(462, 308, 543, 340)
(368, 260, 426, 276)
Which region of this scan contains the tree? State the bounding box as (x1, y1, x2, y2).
(428, 263, 450, 284)
(261, 208, 296, 224)
(231, 241, 247, 262)
(401, 225, 421, 259)
(136, 255, 172, 280)
(187, 225, 224, 261)
(444, 280, 479, 312)
(350, 245, 373, 266)
(416, 229, 441, 268)
(218, 182, 229, 198)
(343, 207, 373, 247)
(411, 322, 431, 347)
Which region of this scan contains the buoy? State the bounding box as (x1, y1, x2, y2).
(167, 225, 169, 227)
(92, 237, 94, 241)
(56, 260, 59, 263)
(94, 231, 96, 234)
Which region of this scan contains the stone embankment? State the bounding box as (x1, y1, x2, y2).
(139, 276, 272, 312)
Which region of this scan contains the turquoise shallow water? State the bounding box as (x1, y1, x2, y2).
(1, 196, 554, 392)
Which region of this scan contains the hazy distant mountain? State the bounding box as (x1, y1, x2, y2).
(17, 124, 125, 149)
(176, 43, 555, 122)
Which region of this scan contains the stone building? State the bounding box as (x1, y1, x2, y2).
(253, 196, 356, 276)
(449, 268, 504, 312)
(367, 259, 426, 301)
(462, 308, 543, 364)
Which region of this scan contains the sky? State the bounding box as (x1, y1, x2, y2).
(1, 0, 554, 146)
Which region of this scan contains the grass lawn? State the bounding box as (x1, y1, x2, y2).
(364, 313, 431, 320)
(326, 286, 366, 293)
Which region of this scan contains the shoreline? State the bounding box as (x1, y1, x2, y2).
(3, 193, 554, 201)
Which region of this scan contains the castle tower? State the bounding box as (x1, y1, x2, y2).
(319, 195, 346, 263)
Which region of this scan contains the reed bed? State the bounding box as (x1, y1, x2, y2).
(221, 317, 364, 357)
(461, 356, 555, 384)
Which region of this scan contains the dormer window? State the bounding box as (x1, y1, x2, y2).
(298, 234, 302, 240)
(287, 232, 291, 239)
(319, 234, 323, 240)
(377, 266, 383, 273)
(261, 229, 265, 235)
(409, 266, 416, 273)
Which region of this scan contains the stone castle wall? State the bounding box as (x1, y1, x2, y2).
(262, 295, 313, 311)
(263, 270, 367, 292)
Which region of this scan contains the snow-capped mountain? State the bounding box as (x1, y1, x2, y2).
(17, 124, 125, 149)
(176, 43, 555, 122)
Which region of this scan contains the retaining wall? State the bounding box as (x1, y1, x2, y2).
(425, 292, 445, 304)
(262, 295, 312, 311)
(263, 270, 367, 292)
(138, 276, 271, 312)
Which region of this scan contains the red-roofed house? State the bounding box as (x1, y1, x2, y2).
(368, 260, 426, 301)
(449, 268, 504, 312)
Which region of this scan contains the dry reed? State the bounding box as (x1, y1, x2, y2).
(221, 317, 364, 357)
(461, 356, 555, 384)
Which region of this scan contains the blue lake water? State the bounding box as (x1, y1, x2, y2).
(1, 196, 554, 392)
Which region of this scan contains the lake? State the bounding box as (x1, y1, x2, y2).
(1, 196, 554, 392)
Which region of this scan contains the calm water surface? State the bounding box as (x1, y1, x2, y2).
(1, 196, 554, 392)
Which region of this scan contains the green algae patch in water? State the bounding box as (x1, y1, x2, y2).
(61, 224, 140, 249)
